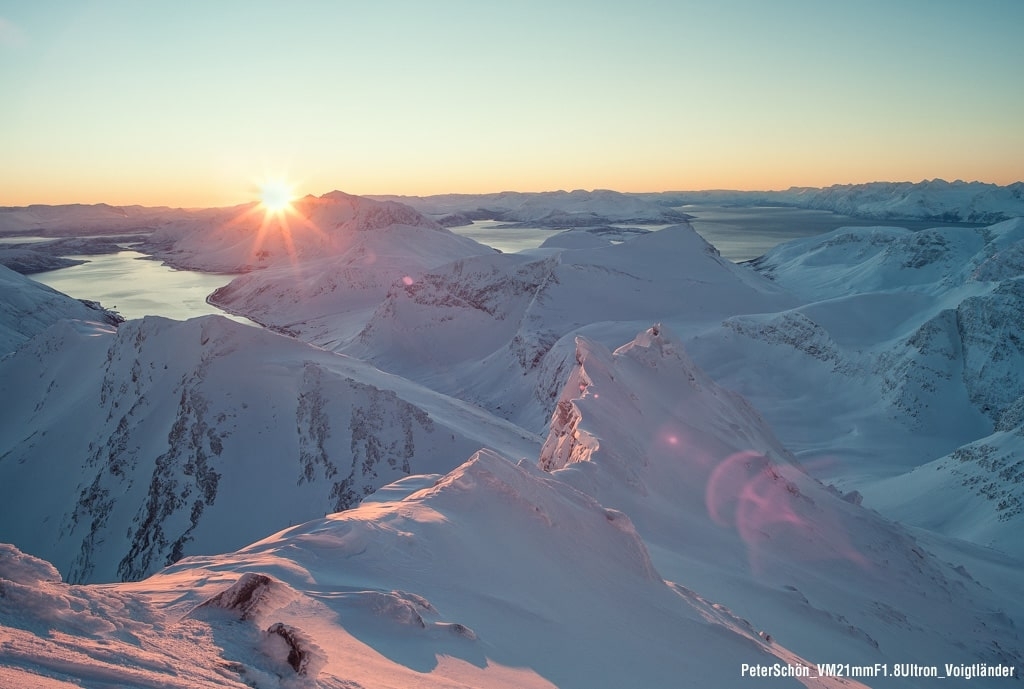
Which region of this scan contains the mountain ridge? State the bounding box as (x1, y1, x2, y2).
(0, 314, 540, 583)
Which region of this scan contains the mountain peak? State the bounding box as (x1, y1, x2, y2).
(539, 325, 796, 485)
(613, 323, 702, 379)
(147, 191, 445, 272)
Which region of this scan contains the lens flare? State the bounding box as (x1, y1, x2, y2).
(203, 177, 326, 270)
(259, 180, 294, 213)
(704, 450, 867, 573)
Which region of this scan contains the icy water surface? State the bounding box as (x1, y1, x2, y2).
(683, 205, 984, 261)
(447, 220, 562, 253)
(448, 209, 842, 261)
(449, 207, 985, 262)
(32, 249, 257, 324)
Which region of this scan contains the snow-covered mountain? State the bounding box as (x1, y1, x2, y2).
(0, 236, 146, 274)
(128, 190, 503, 351)
(643, 180, 1024, 223)
(372, 188, 691, 227)
(868, 419, 1024, 557)
(685, 218, 1024, 556)
(0, 203, 180, 236)
(535, 324, 1021, 678)
(345, 223, 797, 430)
(2, 325, 1019, 688)
(0, 263, 122, 354)
(0, 247, 84, 273)
(0, 315, 539, 583)
(781, 180, 1024, 224)
(0, 453, 866, 689)
(746, 219, 1024, 429)
(143, 191, 463, 273)
(207, 220, 496, 346)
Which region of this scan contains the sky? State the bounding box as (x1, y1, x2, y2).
(1, 0, 1022, 207)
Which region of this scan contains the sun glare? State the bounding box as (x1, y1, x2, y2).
(233, 176, 324, 268)
(259, 180, 294, 213)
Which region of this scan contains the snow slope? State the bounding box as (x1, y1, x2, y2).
(869, 420, 1024, 557)
(0, 450, 870, 689)
(346, 223, 797, 430)
(747, 219, 1024, 429)
(0, 264, 122, 354)
(686, 218, 1024, 555)
(2, 325, 1018, 688)
(536, 324, 1022, 679)
(0, 315, 539, 583)
(207, 221, 496, 348)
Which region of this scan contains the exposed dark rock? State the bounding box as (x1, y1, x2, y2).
(267, 622, 312, 675)
(195, 572, 275, 621)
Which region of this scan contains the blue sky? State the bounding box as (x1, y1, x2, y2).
(1, 0, 1022, 206)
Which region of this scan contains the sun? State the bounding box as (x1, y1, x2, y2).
(259, 180, 294, 213)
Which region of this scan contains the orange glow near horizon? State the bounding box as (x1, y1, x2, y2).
(2, 164, 1022, 209)
(259, 179, 295, 213)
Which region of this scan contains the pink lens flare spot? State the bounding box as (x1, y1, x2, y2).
(402, 276, 414, 286)
(704, 450, 867, 570)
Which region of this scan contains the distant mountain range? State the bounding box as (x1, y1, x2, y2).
(639, 179, 1024, 224)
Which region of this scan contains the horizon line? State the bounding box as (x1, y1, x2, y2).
(3, 178, 1022, 212)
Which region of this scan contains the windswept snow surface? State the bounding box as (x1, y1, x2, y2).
(1, 448, 874, 689)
